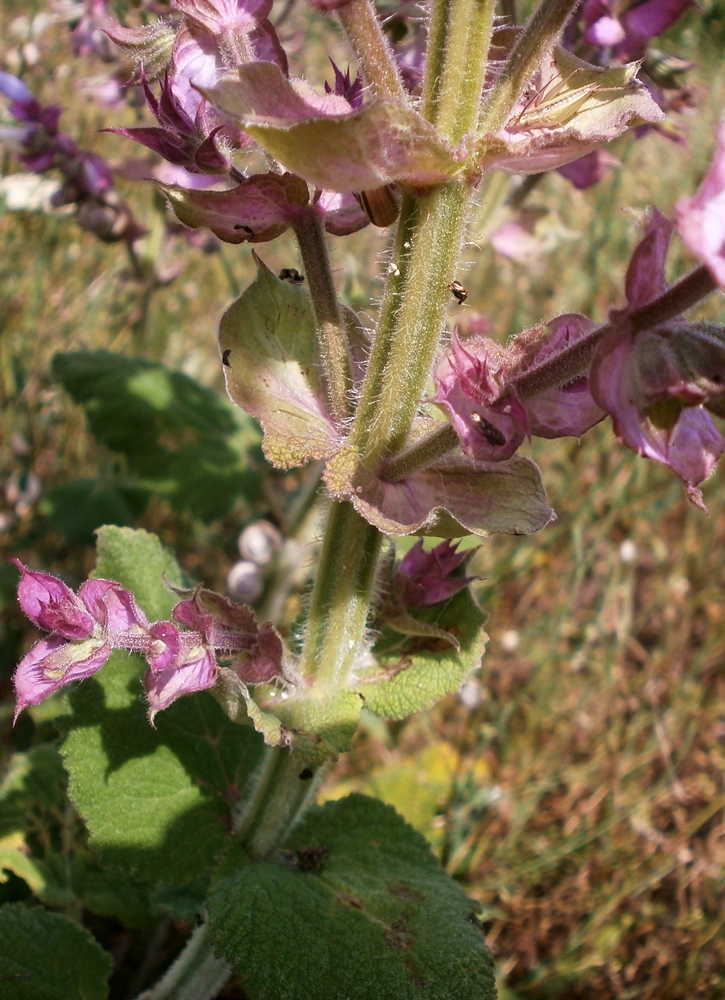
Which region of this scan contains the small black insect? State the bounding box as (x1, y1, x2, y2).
(279, 267, 305, 284)
(222, 349, 232, 367)
(233, 224, 254, 236)
(471, 412, 506, 446)
(448, 280, 469, 305)
(298, 766, 314, 781)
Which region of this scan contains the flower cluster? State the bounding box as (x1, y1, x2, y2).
(12, 561, 286, 722)
(434, 123, 725, 508)
(0, 70, 143, 242)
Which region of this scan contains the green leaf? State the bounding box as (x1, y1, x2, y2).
(58, 654, 264, 884)
(52, 350, 261, 522)
(39, 479, 149, 546)
(219, 254, 340, 468)
(92, 525, 184, 622)
(208, 794, 496, 1000)
(355, 588, 488, 721)
(0, 903, 112, 1000)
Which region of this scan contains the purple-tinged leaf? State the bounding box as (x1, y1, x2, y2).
(161, 171, 309, 243)
(324, 446, 554, 537)
(219, 253, 341, 467)
(479, 48, 664, 175)
(202, 63, 468, 192)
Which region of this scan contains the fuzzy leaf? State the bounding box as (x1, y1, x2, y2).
(160, 172, 309, 244)
(203, 63, 467, 192)
(220, 253, 340, 468)
(59, 655, 265, 884)
(0, 903, 112, 1000)
(92, 526, 184, 622)
(52, 351, 261, 522)
(208, 795, 496, 1000)
(325, 448, 554, 537)
(357, 588, 487, 720)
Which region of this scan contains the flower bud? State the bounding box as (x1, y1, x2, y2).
(226, 560, 264, 603)
(238, 520, 282, 566)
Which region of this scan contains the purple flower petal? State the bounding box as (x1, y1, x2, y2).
(78, 579, 148, 635)
(145, 642, 218, 720)
(393, 540, 474, 607)
(13, 634, 112, 719)
(676, 122, 725, 289)
(13, 561, 96, 639)
(147, 620, 183, 671)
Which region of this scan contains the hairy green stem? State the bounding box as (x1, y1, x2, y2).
(235, 746, 328, 857)
(349, 182, 470, 464)
(381, 423, 460, 482)
(422, 0, 496, 141)
(337, 0, 407, 100)
(478, 0, 582, 133)
(293, 208, 352, 422)
(134, 922, 230, 1000)
(298, 500, 383, 688)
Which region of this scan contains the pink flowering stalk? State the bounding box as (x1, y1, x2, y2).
(13, 561, 286, 723)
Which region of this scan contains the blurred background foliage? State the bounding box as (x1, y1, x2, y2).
(2, 1, 725, 997)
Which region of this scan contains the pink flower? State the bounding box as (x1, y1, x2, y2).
(676, 122, 725, 290)
(12, 561, 148, 719)
(433, 315, 604, 463)
(144, 619, 218, 721)
(392, 541, 475, 608)
(590, 209, 725, 508)
(581, 0, 694, 62)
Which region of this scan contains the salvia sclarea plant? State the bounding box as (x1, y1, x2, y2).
(3, 0, 725, 996)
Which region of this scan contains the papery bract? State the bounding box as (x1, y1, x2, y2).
(479, 46, 664, 175)
(160, 171, 310, 243)
(219, 254, 342, 466)
(201, 62, 469, 192)
(324, 447, 554, 538)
